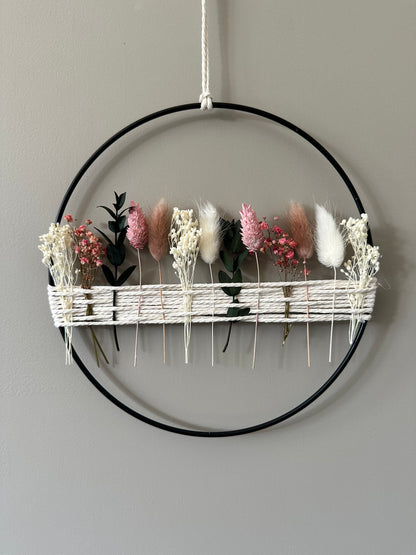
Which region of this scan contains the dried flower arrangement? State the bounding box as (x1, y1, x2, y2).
(96, 192, 136, 351)
(41, 196, 380, 368)
(340, 213, 381, 343)
(168, 208, 202, 364)
(127, 201, 148, 366)
(39, 222, 77, 363)
(148, 198, 171, 363)
(289, 202, 314, 366)
(218, 218, 249, 352)
(199, 202, 221, 366)
(260, 216, 300, 346)
(240, 203, 264, 369)
(315, 204, 345, 362)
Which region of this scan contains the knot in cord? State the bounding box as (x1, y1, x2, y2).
(199, 91, 213, 111)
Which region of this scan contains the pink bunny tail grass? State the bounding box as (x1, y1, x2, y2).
(127, 201, 148, 251)
(127, 201, 147, 367)
(252, 252, 261, 369)
(239, 204, 262, 369)
(148, 199, 171, 364)
(289, 201, 314, 260)
(290, 201, 314, 367)
(148, 198, 171, 262)
(239, 203, 264, 253)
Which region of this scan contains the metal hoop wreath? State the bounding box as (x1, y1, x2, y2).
(53, 102, 372, 437)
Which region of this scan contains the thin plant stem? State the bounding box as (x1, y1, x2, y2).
(223, 320, 233, 352)
(209, 263, 215, 367)
(134, 249, 142, 367)
(329, 266, 336, 363)
(303, 259, 311, 367)
(252, 252, 260, 369)
(158, 260, 166, 364)
(86, 293, 109, 366)
(90, 327, 109, 365)
(113, 264, 120, 351)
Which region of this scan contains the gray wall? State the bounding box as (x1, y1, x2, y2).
(1, 1, 415, 553)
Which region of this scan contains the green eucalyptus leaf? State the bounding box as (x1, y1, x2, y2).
(97, 205, 117, 220)
(227, 286, 241, 297)
(231, 221, 244, 253)
(101, 264, 116, 286)
(232, 268, 242, 283)
(116, 228, 127, 247)
(237, 307, 250, 317)
(118, 215, 126, 229)
(226, 306, 240, 318)
(220, 250, 233, 272)
(108, 221, 119, 233)
(235, 249, 248, 270)
(218, 270, 232, 283)
(107, 243, 125, 266)
(116, 265, 136, 285)
(117, 192, 126, 209)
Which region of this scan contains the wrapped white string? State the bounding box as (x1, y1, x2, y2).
(199, 0, 213, 110)
(48, 279, 377, 327)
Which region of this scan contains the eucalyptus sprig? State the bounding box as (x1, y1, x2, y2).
(218, 218, 250, 352)
(96, 192, 136, 351)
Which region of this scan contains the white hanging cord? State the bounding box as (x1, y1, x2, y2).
(200, 0, 213, 110)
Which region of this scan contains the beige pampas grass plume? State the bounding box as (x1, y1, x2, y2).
(315, 204, 345, 363)
(289, 201, 314, 366)
(199, 201, 221, 366)
(148, 198, 171, 363)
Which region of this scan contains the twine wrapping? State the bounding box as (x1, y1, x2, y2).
(48, 279, 377, 327)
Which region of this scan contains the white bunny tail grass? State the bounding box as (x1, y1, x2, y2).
(315, 204, 345, 269)
(315, 204, 345, 363)
(199, 201, 221, 265)
(199, 201, 221, 366)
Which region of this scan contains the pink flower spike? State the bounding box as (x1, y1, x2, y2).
(64, 214, 73, 223)
(127, 201, 148, 251)
(239, 203, 264, 253)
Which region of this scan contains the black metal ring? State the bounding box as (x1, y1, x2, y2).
(53, 102, 372, 437)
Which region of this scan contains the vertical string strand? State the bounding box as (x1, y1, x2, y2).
(200, 0, 213, 110)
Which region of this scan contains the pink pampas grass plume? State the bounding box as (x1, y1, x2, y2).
(148, 198, 171, 262)
(127, 201, 148, 367)
(148, 198, 171, 364)
(315, 204, 345, 363)
(239, 203, 262, 369)
(289, 201, 314, 366)
(289, 201, 314, 261)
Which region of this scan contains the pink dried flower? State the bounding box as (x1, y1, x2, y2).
(64, 214, 73, 223)
(289, 201, 314, 261)
(127, 201, 148, 251)
(240, 203, 264, 253)
(85, 219, 92, 225)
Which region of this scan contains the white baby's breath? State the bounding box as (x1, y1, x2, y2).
(168, 208, 202, 363)
(39, 223, 77, 363)
(340, 213, 380, 343)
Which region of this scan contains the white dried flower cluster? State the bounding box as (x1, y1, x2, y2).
(169, 208, 202, 289)
(39, 223, 77, 363)
(168, 208, 202, 363)
(340, 213, 381, 343)
(39, 223, 77, 287)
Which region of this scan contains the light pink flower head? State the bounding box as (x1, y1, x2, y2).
(127, 201, 148, 251)
(240, 203, 264, 253)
